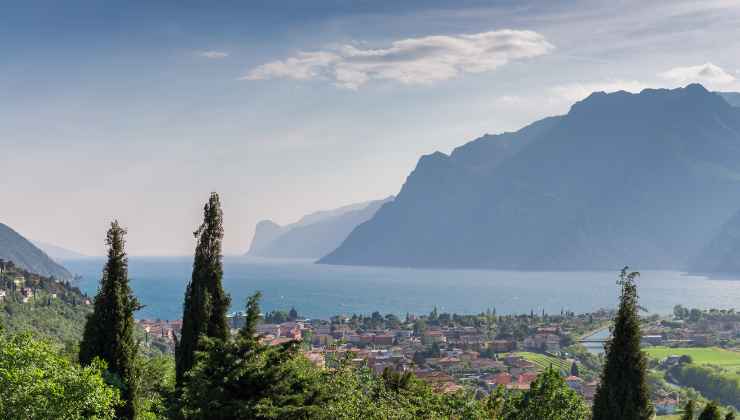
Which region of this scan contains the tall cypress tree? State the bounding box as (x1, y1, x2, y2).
(79, 220, 141, 419)
(682, 400, 697, 420)
(176, 192, 231, 386)
(592, 267, 653, 420)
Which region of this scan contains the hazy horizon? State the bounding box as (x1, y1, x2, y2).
(3, 0, 740, 256)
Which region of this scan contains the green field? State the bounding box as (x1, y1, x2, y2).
(644, 347, 740, 380)
(507, 352, 571, 373)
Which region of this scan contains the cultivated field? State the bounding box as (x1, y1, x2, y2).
(644, 346, 740, 380)
(508, 352, 572, 373)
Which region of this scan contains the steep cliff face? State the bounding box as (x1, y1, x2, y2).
(246, 197, 393, 259)
(321, 85, 740, 270)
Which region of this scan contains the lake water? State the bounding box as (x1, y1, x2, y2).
(62, 257, 740, 321)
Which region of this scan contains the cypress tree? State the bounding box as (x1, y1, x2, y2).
(570, 361, 580, 377)
(176, 192, 231, 386)
(682, 400, 697, 420)
(592, 267, 653, 420)
(698, 402, 722, 420)
(79, 220, 141, 419)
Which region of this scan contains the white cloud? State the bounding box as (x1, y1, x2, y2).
(658, 62, 735, 85)
(241, 29, 554, 89)
(549, 80, 648, 102)
(198, 51, 229, 59)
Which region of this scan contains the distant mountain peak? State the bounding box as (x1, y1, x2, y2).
(570, 83, 726, 118)
(246, 197, 393, 260)
(320, 84, 740, 270)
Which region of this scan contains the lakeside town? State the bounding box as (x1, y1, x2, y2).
(3, 255, 739, 415)
(139, 302, 740, 415)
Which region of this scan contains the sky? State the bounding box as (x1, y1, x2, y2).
(2, 0, 740, 256)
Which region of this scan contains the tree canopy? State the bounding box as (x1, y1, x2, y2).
(79, 220, 141, 419)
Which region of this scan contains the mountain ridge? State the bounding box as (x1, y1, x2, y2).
(246, 196, 393, 259)
(32, 240, 87, 261)
(0, 223, 74, 280)
(320, 84, 740, 270)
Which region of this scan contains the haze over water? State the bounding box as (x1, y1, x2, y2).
(64, 257, 740, 321)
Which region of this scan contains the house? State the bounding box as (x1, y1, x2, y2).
(312, 334, 334, 347)
(582, 381, 599, 403)
(266, 337, 295, 346)
(469, 358, 505, 372)
(256, 324, 281, 337)
(690, 334, 715, 346)
(487, 372, 512, 388)
(315, 324, 331, 335)
(436, 356, 461, 371)
(279, 323, 302, 340)
(415, 369, 455, 387)
(505, 383, 531, 391)
(436, 382, 463, 394)
(331, 324, 353, 339)
(422, 330, 446, 344)
(21, 287, 34, 303)
(641, 335, 663, 346)
(303, 351, 325, 369)
(565, 375, 584, 393)
(517, 371, 539, 387)
(372, 334, 394, 346)
(0, 290, 6, 302)
(654, 398, 679, 415)
(489, 340, 516, 352)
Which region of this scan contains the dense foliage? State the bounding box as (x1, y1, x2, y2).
(0, 326, 120, 419)
(670, 363, 740, 408)
(592, 267, 653, 420)
(79, 221, 142, 419)
(699, 401, 724, 420)
(176, 292, 592, 420)
(180, 292, 327, 419)
(505, 368, 589, 420)
(176, 192, 231, 387)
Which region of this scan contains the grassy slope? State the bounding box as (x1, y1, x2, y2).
(644, 346, 740, 381)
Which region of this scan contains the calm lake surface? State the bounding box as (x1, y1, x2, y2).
(62, 257, 740, 321)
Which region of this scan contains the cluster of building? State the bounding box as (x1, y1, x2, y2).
(134, 306, 737, 409)
(138, 319, 183, 344)
(640, 317, 740, 348)
(217, 316, 603, 403)
(0, 260, 88, 306)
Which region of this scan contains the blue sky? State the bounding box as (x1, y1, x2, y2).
(2, 0, 740, 256)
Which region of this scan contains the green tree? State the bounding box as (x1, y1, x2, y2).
(136, 355, 176, 419)
(682, 400, 696, 420)
(288, 307, 299, 321)
(179, 292, 327, 419)
(1, 331, 120, 419)
(725, 411, 736, 420)
(176, 192, 231, 387)
(510, 368, 589, 420)
(570, 361, 580, 377)
(79, 221, 141, 419)
(698, 402, 722, 420)
(592, 267, 653, 420)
